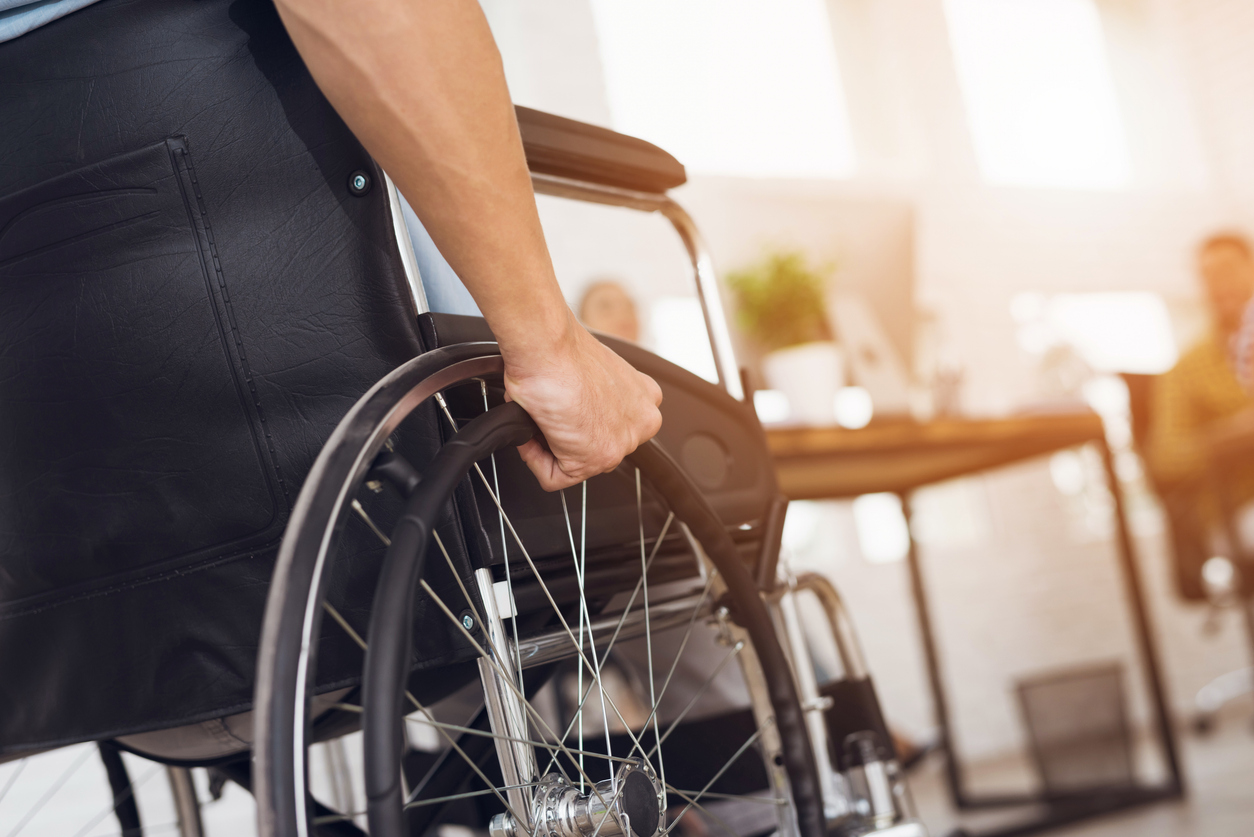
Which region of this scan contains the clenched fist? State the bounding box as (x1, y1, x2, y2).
(503, 312, 663, 491)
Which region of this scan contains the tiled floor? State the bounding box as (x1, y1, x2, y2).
(908, 724, 1254, 837)
(4, 722, 1251, 835)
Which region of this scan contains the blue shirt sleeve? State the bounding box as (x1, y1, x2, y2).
(0, 0, 99, 43)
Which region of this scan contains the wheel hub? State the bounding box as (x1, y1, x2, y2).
(489, 760, 663, 837)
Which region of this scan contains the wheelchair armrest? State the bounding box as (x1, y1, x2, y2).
(516, 105, 687, 194)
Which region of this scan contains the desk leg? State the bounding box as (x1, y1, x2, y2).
(899, 491, 968, 807)
(1098, 441, 1185, 797)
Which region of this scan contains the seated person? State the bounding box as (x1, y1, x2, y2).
(1146, 233, 1254, 585)
(579, 278, 641, 343)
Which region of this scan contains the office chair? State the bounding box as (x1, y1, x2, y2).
(1122, 373, 1254, 731)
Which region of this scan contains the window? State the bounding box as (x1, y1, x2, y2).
(589, 0, 856, 178)
(945, 0, 1130, 189)
(1012, 291, 1178, 373)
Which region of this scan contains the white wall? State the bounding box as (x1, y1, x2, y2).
(481, 0, 1254, 764)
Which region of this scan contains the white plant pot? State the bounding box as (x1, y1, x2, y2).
(762, 341, 844, 425)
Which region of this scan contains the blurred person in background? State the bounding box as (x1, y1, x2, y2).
(1146, 233, 1254, 565)
(579, 278, 640, 343)
(1147, 233, 1254, 489)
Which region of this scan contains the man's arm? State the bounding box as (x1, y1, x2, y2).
(1146, 363, 1204, 491)
(272, 0, 662, 490)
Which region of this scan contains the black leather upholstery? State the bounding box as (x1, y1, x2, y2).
(0, 0, 728, 757)
(0, 0, 436, 753)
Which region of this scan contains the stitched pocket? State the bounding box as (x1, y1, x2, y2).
(0, 138, 282, 608)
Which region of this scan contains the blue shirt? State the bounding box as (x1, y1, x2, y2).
(0, 0, 97, 43)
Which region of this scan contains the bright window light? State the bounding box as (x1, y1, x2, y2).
(590, 0, 856, 178)
(1012, 292, 1178, 373)
(852, 493, 910, 564)
(1050, 293, 1177, 373)
(944, 0, 1130, 189)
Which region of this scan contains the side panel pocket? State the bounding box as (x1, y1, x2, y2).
(0, 137, 282, 607)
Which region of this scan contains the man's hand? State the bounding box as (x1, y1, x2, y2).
(504, 313, 663, 491)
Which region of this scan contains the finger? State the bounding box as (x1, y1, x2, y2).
(642, 372, 663, 407)
(516, 439, 583, 492)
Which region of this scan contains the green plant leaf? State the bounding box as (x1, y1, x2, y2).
(727, 249, 833, 352)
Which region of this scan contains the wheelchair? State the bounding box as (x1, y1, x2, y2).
(0, 2, 924, 836)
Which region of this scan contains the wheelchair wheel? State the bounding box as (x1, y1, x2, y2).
(254, 343, 824, 837)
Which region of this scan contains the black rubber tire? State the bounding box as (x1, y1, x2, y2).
(253, 344, 824, 837)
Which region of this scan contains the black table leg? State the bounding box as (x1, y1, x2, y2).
(900, 491, 967, 807)
(1098, 440, 1185, 797)
(895, 440, 1184, 836)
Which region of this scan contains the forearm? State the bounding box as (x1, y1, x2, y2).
(273, 0, 663, 490)
(273, 0, 573, 362)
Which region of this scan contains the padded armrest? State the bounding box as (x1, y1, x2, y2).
(516, 105, 687, 193)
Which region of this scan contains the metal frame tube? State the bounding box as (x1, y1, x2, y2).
(475, 567, 538, 830)
(790, 573, 869, 681)
(777, 589, 848, 822)
(531, 173, 743, 400)
(515, 593, 709, 670)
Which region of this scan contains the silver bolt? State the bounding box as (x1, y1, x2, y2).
(352, 174, 367, 191)
(461, 614, 475, 630)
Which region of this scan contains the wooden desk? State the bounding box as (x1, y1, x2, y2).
(767, 413, 1104, 499)
(766, 411, 1184, 834)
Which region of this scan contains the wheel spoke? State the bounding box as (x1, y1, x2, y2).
(561, 485, 615, 792)
(433, 387, 683, 774)
(626, 571, 719, 756)
(667, 787, 785, 806)
(70, 764, 163, 837)
(320, 600, 529, 826)
(535, 512, 678, 780)
(481, 381, 524, 690)
(6, 746, 93, 837)
(580, 482, 589, 787)
(0, 759, 27, 806)
(560, 489, 588, 789)
(402, 715, 640, 767)
(664, 785, 745, 837)
(322, 602, 367, 651)
(636, 467, 665, 807)
(318, 781, 542, 824)
(419, 577, 619, 811)
(336, 455, 614, 813)
(647, 641, 745, 761)
(661, 720, 772, 836)
(456, 458, 659, 772)
(351, 499, 391, 546)
(403, 687, 531, 824)
(405, 781, 536, 812)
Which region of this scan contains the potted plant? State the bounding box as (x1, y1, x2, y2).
(728, 249, 842, 424)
